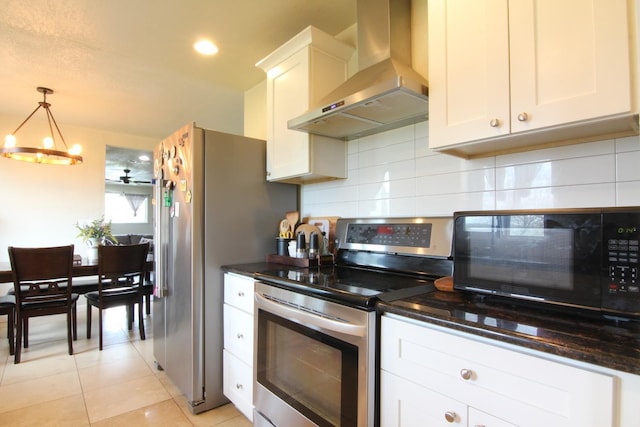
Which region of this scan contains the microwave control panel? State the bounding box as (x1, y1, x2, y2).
(602, 211, 640, 315)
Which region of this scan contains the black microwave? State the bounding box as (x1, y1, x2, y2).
(453, 207, 640, 319)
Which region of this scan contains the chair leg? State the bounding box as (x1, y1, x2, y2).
(138, 297, 146, 341)
(23, 317, 29, 348)
(98, 308, 103, 351)
(14, 315, 22, 364)
(145, 294, 151, 315)
(72, 304, 77, 341)
(7, 309, 14, 356)
(66, 309, 73, 356)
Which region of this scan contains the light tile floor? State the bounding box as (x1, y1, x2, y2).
(0, 301, 252, 427)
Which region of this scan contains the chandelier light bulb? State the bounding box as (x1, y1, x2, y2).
(4, 134, 16, 148)
(43, 136, 54, 149)
(69, 144, 82, 155)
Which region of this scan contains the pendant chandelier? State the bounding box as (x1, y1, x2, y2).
(1, 87, 83, 165)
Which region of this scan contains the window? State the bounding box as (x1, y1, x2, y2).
(105, 192, 149, 224)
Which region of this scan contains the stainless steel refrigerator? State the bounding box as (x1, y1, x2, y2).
(152, 122, 297, 414)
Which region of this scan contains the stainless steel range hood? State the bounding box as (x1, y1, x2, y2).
(288, 0, 428, 140)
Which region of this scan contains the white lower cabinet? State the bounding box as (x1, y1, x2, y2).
(223, 273, 255, 421)
(380, 315, 616, 427)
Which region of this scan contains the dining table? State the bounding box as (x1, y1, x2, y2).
(0, 259, 154, 284)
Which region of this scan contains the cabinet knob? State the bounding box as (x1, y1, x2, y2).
(474, 425, 486, 427)
(236, 333, 244, 339)
(444, 411, 457, 423)
(238, 291, 245, 297)
(489, 118, 500, 127)
(460, 368, 473, 380)
(517, 112, 529, 122)
(236, 383, 243, 390)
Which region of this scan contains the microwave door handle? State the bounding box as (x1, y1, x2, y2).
(255, 292, 366, 338)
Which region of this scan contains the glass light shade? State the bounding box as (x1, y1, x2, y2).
(4, 134, 16, 148)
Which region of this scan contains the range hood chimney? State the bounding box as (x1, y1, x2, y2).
(288, 0, 428, 140)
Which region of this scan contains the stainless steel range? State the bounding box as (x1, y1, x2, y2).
(253, 217, 453, 427)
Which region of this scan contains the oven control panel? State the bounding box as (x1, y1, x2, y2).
(335, 217, 453, 257)
(346, 223, 432, 247)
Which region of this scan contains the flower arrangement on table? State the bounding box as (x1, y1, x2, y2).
(75, 216, 117, 245)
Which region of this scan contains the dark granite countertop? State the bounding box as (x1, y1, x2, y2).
(378, 291, 640, 376)
(222, 263, 640, 376)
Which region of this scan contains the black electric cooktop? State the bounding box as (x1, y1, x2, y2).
(255, 265, 440, 309)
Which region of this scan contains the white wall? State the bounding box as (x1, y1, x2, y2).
(300, 122, 640, 218)
(0, 114, 157, 262)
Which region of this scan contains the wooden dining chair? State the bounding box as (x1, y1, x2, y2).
(8, 245, 78, 364)
(85, 243, 149, 350)
(0, 295, 15, 356)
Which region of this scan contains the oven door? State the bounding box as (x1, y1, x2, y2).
(254, 281, 375, 427)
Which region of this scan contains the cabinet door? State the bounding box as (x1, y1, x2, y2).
(266, 48, 311, 181)
(223, 304, 253, 363)
(468, 407, 517, 427)
(429, 0, 511, 148)
(224, 273, 254, 314)
(509, 0, 631, 133)
(380, 370, 468, 427)
(223, 350, 253, 421)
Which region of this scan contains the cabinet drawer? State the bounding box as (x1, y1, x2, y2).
(224, 273, 254, 313)
(381, 316, 614, 427)
(380, 370, 467, 427)
(223, 304, 253, 362)
(223, 349, 253, 421)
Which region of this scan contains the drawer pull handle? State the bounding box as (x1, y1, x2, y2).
(236, 383, 243, 390)
(444, 411, 457, 423)
(236, 333, 244, 339)
(238, 291, 245, 297)
(475, 425, 486, 427)
(460, 368, 473, 380)
(489, 118, 500, 127)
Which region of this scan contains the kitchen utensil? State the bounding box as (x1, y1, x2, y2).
(296, 231, 307, 258)
(278, 219, 293, 238)
(295, 224, 323, 255)
(286, 211, 299, 234)
(276, 237, 291, 256)
(434, 276, 455, 292)
(308, 232, 319, 259)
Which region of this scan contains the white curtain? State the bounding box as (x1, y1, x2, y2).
(124, 194, 147, 217)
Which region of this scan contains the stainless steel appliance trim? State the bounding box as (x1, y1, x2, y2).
(334, 216, 453, 257)
(254, 281, 375, 427)
(255, 292, 367, 337)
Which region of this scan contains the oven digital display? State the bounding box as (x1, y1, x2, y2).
(346, 223, 432, 247)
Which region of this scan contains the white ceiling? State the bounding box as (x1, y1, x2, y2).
(0, 0, 356, 140)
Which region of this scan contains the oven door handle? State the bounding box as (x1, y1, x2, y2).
(255, 292, 366, 338)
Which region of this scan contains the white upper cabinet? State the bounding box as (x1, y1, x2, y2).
(257, 26, 354, 183)
(428, 0, 638, 158)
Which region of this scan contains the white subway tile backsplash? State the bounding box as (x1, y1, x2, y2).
(416, 169, 495, 195)
(496, 154, 615, 190)
(415, 192, 496, 216)
(358, 140, 415, 167)
(617, 181, 640, 205)
(496, 183, 616, 209)
(416, 152, 494, 176)
(300, 123, 640, 218)
(358, 160, 415, 184)
(616, 150, 640, 181)
(615, 135, 640, 153)
(358, 197, 415, 217)
(495, 140, 615, 167)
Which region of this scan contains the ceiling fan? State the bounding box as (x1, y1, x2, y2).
(109, 168, 152, 185)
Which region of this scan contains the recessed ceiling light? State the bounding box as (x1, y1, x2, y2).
(194, 39, 218, 56)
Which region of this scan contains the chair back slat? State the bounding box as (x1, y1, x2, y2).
(8, 245, 75, 303)
(98, 243, 149, 293)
